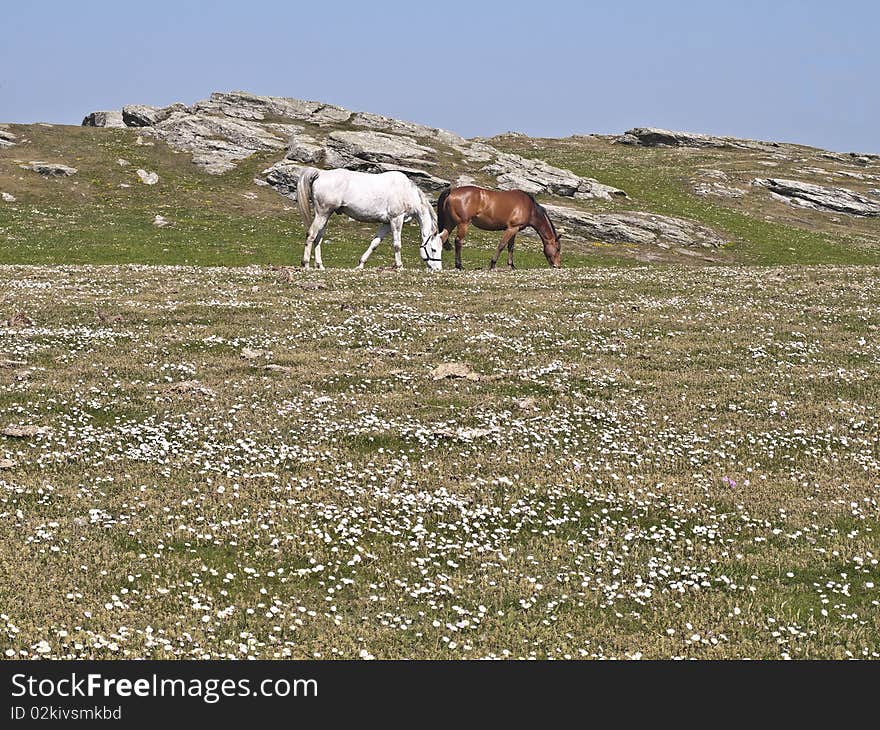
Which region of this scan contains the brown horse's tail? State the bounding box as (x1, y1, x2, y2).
(437, 187, 452, 249)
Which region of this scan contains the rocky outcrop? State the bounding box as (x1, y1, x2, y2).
(483, 149, 625, 200)
(78, 91, 625, 199)
(122, 103, 185, 127)
(618, 127, 779, 152)
(325, 130, 436, 167)
(819, 151, 879, 167)
(753, 178, 880, 216)
(194, 91, 352, 126)
(83, 92, 343, 174)
(284, 132, 325, 164)
(314, 130, 450, 190)
(0, 128, 16, 148)
(280, 110, 620, 197)
(349, 110, 467, 146)
(536, 204, 725, 249)
(20, 161, 78, 177)
(82, 111, 125, 128)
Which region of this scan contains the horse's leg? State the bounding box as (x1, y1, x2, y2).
(507, 233, 517, 269)
(302, 212, 329, 269)
(391, 216, 405, 269)
(454, 222, 468, 270)
(356, 223, 391, 269)
(490, 228, 517, 270)
(313, 232, 326, 271)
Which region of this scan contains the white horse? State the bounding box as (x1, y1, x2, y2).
(296, 167, 443, 271)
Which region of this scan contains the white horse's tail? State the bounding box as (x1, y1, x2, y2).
(297, 167, 321, 228)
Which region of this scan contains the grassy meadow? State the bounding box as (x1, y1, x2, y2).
(0, 264, 878, 659)
(0, 123, 878, 659)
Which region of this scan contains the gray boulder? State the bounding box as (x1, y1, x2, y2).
(349, 111, 436, 138)
(534, 204, 725, 249)
(326, 130, 436, 166)
(285, 132, 326, 164)
(819, 151, 880, 166)
(484, 151, 626, 200)
(20, 161, 78, 177)
(262, 161, 304, 198)
(0, 128, 16, 148)
(753, 178, 880, 216)
(350, 111, 468, 146)
(619, 127, 779, 151)
(136, 169, 159, 185)
(460, 142, 495, 163)
(122, 103, 185, 127)
(82, 110, 126, 128)
(195, 91, 352, 126)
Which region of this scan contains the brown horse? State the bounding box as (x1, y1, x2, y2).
(436, 186, 562, 269)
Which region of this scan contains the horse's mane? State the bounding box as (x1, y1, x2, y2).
(526, 192, 558, 240)
(418, 188, 438, 226)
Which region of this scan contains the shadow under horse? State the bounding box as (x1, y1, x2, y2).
(436, 186, 563, 269)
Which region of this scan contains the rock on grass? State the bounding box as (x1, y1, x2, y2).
(20, 162, 78, 177)
(2, 425, 51, 438)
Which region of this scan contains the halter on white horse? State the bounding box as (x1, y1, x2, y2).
(296, 167, 443, 271)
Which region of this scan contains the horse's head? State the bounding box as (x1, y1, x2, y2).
(418, 192, 443, 271)
(544, 228, 563, 268)
(535, 203, 562, 268)
(419, 230, 443, 272)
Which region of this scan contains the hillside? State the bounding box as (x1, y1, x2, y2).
(2, 91, 880, 267)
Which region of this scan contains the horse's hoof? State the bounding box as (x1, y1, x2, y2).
(355, 263, 364, 270)
(455, 265, 464, 271)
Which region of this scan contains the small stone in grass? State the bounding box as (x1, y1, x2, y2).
(2, 424, 50, 438)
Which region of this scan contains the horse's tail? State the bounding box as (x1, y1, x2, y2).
(296, 167, 320, 228)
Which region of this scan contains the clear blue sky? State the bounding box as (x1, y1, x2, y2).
(1, 0, 876, 152)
